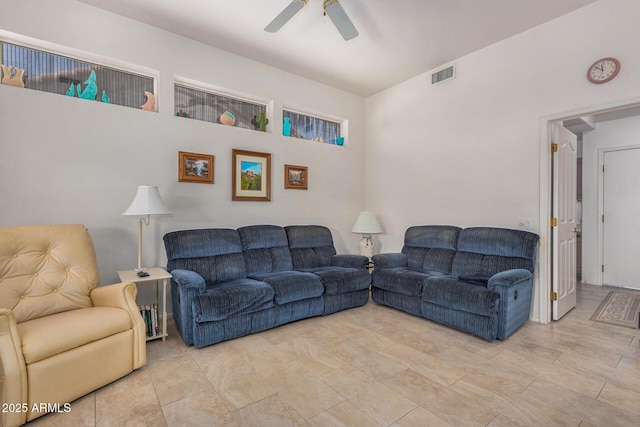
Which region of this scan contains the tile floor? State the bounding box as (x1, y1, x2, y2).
(29, 283, 640, 426)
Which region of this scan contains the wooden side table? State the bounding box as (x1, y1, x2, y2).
(117, 267, 172, 341)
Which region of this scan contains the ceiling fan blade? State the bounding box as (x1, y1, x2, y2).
(264, 0, 308, 33)
(324, 0, 359, 41)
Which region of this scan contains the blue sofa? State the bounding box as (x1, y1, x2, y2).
(163, 225, 371, 348)
(371, 226, 539, 341)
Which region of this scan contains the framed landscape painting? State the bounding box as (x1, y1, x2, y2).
(178, 151, 214, 183)
(284, 164, 308, 190)
(232, 149, 271, 201)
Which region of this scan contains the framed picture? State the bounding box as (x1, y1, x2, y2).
(178, 151, 214, 183)
(232, 149, 271, 201)
(284, 164, 308, 190)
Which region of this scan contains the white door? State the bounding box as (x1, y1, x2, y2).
(602, 147, 640, 289)
(552, 123, 578, 320)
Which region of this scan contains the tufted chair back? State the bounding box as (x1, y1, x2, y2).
(0, 224, 98, 324)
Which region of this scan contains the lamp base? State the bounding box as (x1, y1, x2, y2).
(358, 234, 375, 258)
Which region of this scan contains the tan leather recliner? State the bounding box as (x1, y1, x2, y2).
(0, 224, 146, 426)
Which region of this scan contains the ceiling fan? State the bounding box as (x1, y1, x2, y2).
(264, 0, 359, 41)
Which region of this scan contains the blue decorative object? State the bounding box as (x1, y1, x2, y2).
(65, 83, 75, 97)
(101, 90, 111, 104)
(283, 117, 291, 136)
(336, 137, 345, 146)
(77, 70, 98, 100)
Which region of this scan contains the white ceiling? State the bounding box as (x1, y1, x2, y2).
(78, 0, 599, 97)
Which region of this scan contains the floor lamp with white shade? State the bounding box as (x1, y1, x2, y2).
(122, 185, 171, 276)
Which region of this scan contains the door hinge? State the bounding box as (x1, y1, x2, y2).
(551, 291, 558, 301)
(602, 214, 605, 222)
(551, 217, 558, 227)
(602, 265, 605, 272)
(551, 143, 558, 153)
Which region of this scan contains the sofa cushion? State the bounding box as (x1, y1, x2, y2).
(164, 229, 247, 283)
(300, 267, 371, 295)
(422, 276, 499, 316)
(452, 227, 539, 276)
(458, 275, 490, 286)
(17, 306, 132, 364)
(401, 226, 461, 273)
(238, 225, 294, 274)
(286, 226, 337, 269)
(194, 279, 275, 322)
(249, 271, 324, 304)
(372, 267, 445, 296)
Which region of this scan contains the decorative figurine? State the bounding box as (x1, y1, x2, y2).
(141, 91, 156, 111)
(1, 65, 26, 88)
(220, 110, 235, 126)
(283, 117, 291, 136)
(66, 82, 75, 97)
(77, 70, 98, 100)
(252, 111, 269, 132)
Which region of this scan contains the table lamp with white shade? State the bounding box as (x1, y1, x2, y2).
(351, 211, 382, 258)
(122, 185, 171, 274)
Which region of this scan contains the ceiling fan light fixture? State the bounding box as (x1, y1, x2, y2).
(323, 0, 359, 41)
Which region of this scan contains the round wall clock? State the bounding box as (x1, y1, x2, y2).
(587, 57, 620, 84)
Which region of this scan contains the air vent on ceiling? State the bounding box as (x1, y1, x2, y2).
(431, 64, 455, 85)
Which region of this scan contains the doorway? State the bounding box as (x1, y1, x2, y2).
(538, 98, 640, 324)
(601, 146, 640, 290)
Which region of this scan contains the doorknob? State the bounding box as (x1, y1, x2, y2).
(571, 227, 582, 233)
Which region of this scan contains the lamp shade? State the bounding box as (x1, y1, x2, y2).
(122, 185, 171, 216)
(351, 211, 382, 234)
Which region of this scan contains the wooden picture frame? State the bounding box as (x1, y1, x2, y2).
(178, 151, 214, 184)
(232, 149, 271, 201)
(284, 164, 308, 190)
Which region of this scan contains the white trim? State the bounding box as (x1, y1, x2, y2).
(0, 29, 158, 81)
(282, 105, 347, 140)
(173, 75, 270, 108)
(173, 75, 273, 133)
(283, 105, 344, 125)
(0, 29, 159, 110)
(538, 96, 640, 324)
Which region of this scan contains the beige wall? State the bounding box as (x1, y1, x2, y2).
(365, 0, 640, 321)
(0, 0, 367, 285)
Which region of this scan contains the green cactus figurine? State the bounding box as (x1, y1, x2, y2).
(252, 111, 269, 132)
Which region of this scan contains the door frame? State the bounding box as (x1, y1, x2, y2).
(538, 97, 640, 324)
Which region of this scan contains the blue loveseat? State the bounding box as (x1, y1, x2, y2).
(371, 226, 539, 341)
(163, 225, 371, 348)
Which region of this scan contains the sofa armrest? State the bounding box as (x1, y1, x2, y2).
(0, 309, 28, 427)
(332, 254, 369, 269)
(487, 269, 532, 290)
(170, 269, 207, 290)
(91, 282, 146, 369)
(167, 269, 206, 346)
(371, 253, 408, 269)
